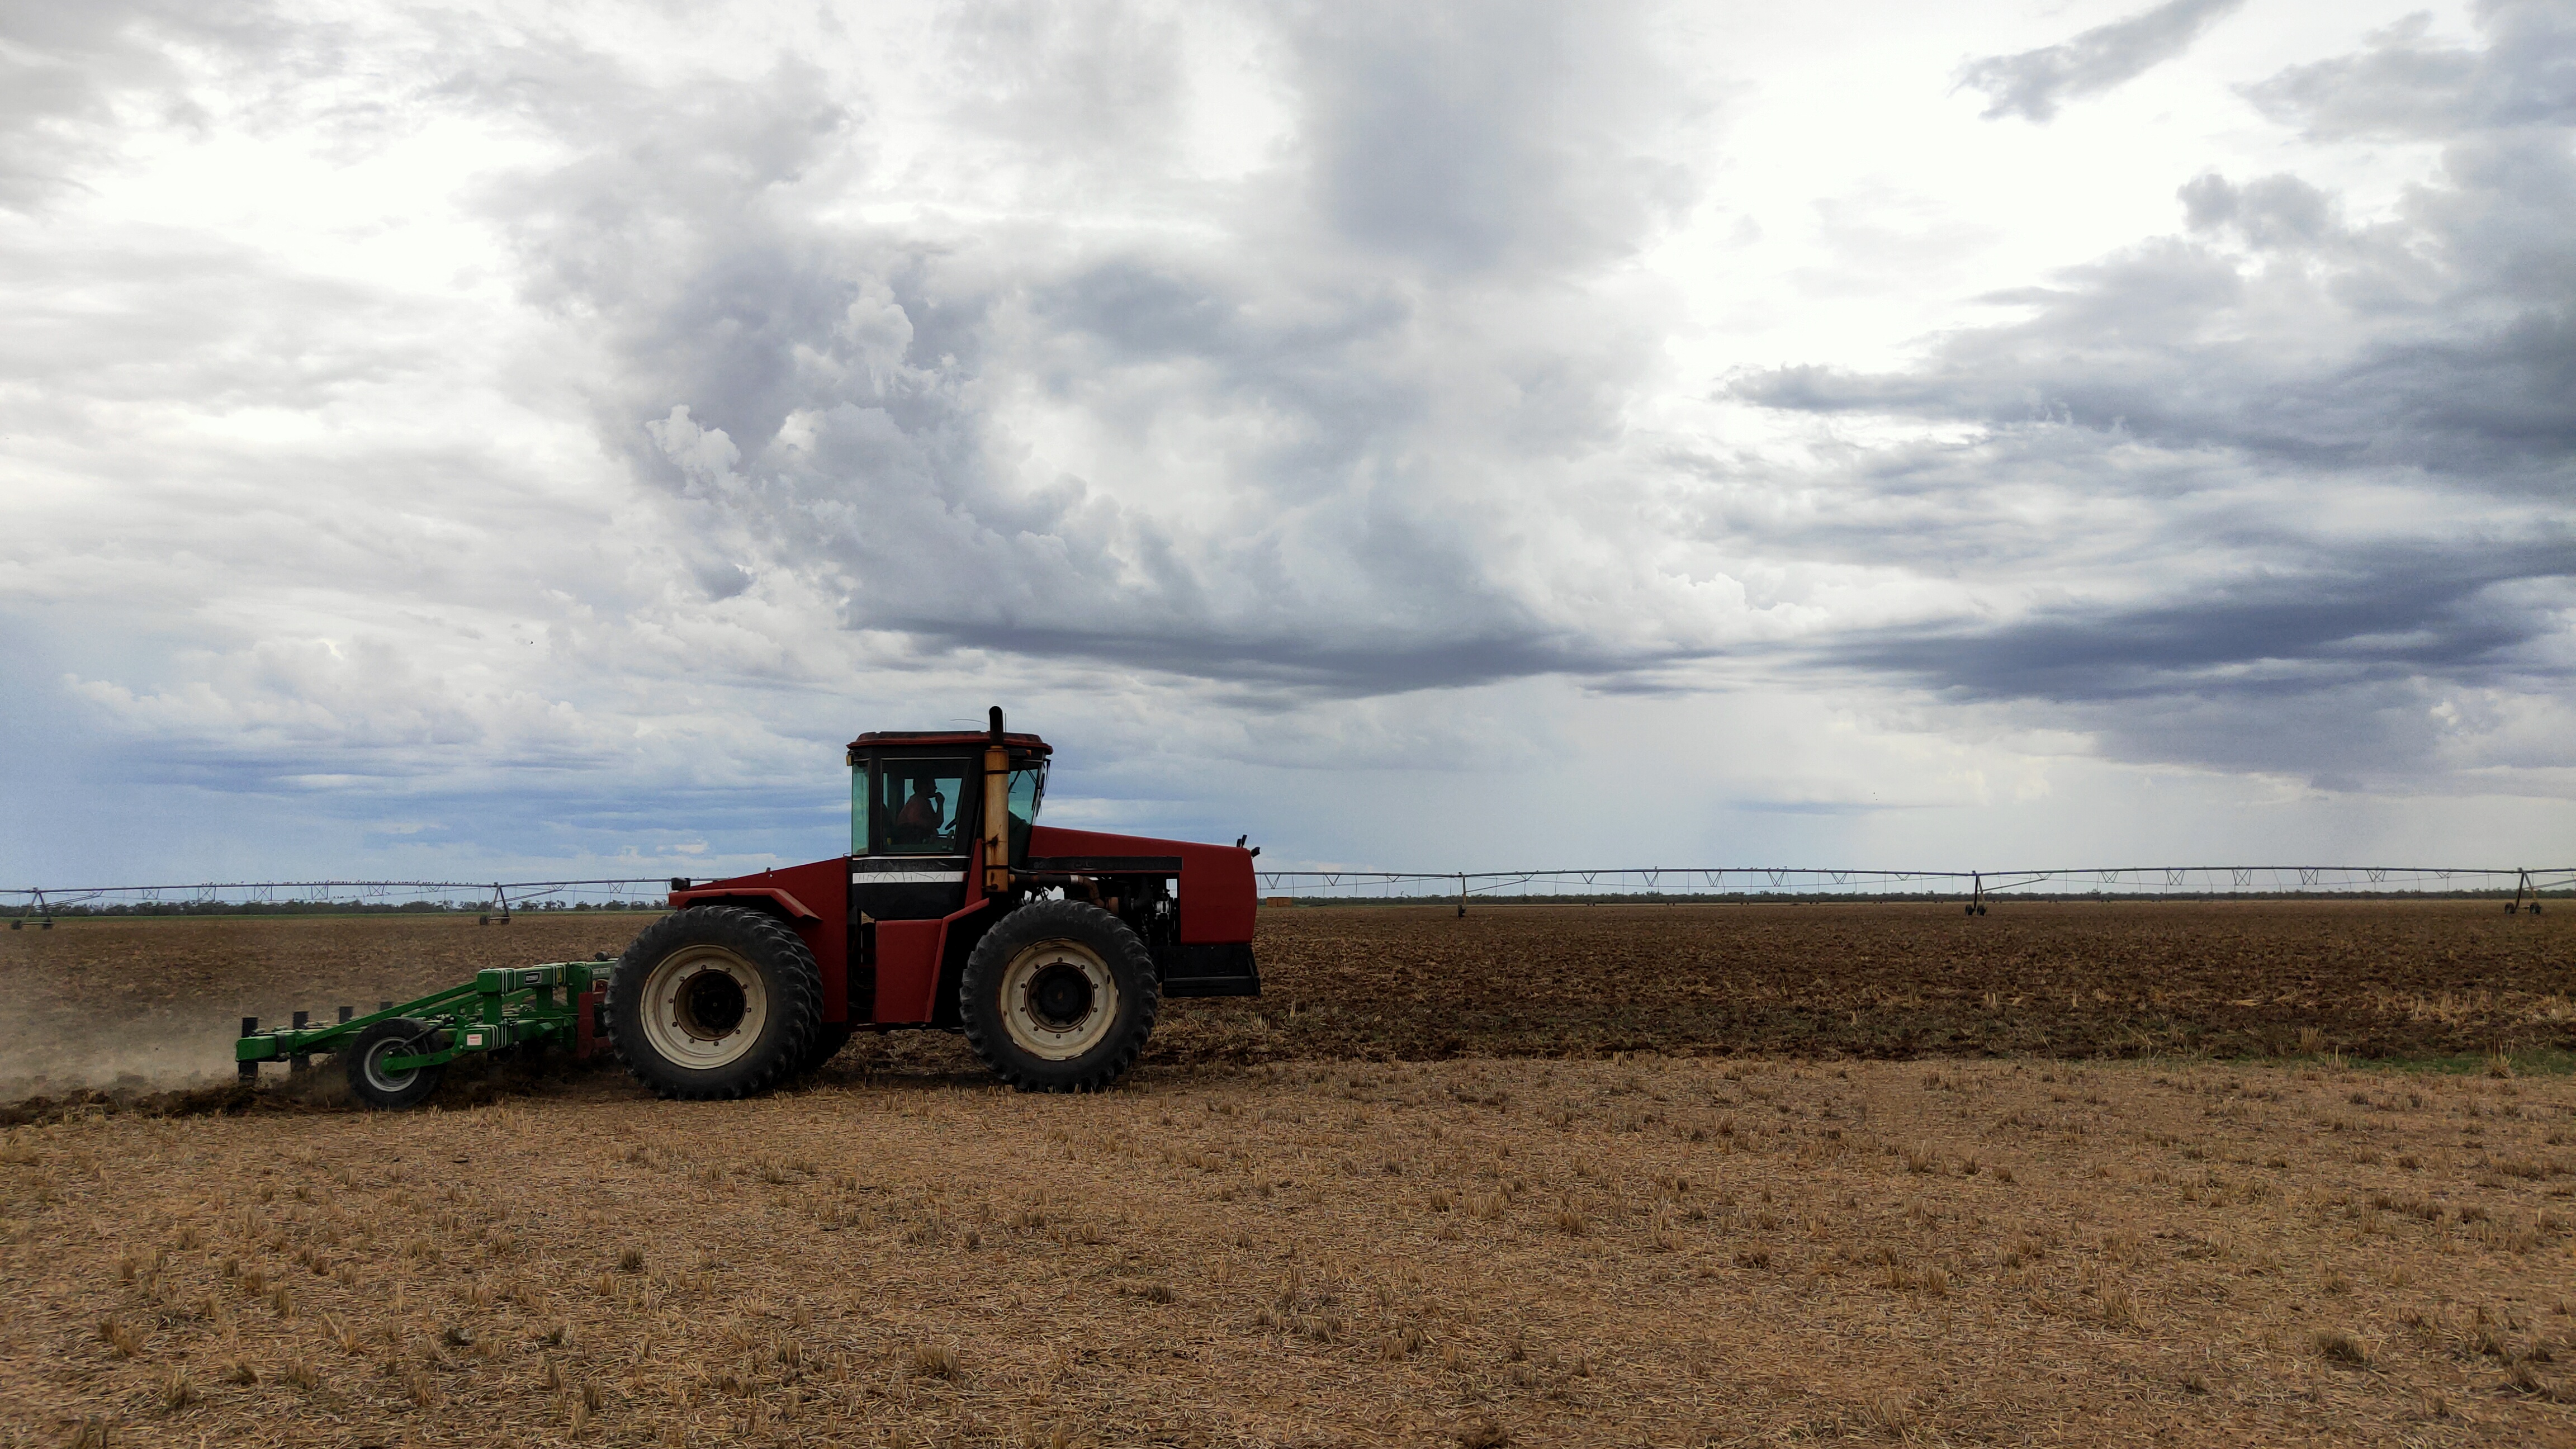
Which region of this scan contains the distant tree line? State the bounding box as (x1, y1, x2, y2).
(1272, 889, 2566, 907)
(12, 899, 667, 918)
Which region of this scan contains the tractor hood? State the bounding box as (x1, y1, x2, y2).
(1025, 825, 1257, 944)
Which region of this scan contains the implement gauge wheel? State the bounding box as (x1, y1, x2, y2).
(608, 905, 822, 1100)
(959, 899, 1159, 1093)
(346, 1018, 447, 1110)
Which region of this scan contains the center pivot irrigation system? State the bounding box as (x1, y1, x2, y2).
(3, 877, 656, 929)
(1249, 865, 2573, 915)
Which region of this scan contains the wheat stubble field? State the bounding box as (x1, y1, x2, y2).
(2, 902, 2573, 1446)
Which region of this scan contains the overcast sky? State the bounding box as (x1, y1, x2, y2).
(2, 0, 2569, 885)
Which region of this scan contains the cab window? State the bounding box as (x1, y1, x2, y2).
(1008, 764, 1046, 827)
(874, 759, 969, 854)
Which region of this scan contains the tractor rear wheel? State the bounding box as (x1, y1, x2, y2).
(959, 899, 1158, 1092)
(345, 1018, 446, 1110)
(608, 906, 822, 1100)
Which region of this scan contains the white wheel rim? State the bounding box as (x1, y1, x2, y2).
(638, 945, 769, 1070)
(999, 939, 1120, 1061)
(361, 1037, 418, 1093)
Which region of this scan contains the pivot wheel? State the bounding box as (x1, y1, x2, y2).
(960, 899, 1158, 1092)
(345, 1018, 446, 1110)
(608, 906, 822, 1100)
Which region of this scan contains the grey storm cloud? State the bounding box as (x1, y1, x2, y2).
(1737, 3, 2575, 781)
(6, 0, 2570, 865)
(2245, 1, 2576, 140)
(1286, 2, 1697, 274)
(0, 4, 185, 211)
(1957, 0, 2244, 123)
(1755, 12, 2576, 463)
(454, 0, 1702, 697)
(1831, 541, 2569, 705)
(461, 0, 2571, 790)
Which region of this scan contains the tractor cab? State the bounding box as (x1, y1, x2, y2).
(845, 728, 1052, 922)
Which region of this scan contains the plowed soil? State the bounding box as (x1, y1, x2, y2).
(5, 1057, 2573, 1448)
(1188, 899, 2576, 1066)
(1, 902, 2569, 1104)
(5, 904, 2576, 1447)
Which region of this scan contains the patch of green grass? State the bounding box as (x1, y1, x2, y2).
(2197, 1046, 2576, 1077)
(2342, 1046, 2576, 1077)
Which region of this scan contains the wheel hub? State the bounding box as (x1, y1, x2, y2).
(636, 945, 770, 1069)
(997, 939, 1120, 1062)
(361, 1037, 418, 1092)
(679, 969, 748, 1037)
(1030, 963, 1095, 1027)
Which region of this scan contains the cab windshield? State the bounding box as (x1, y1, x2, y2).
(850, 756, 1044, 856)
(1008, 764, 1046, 827)
(1005, 764, 1045, 860)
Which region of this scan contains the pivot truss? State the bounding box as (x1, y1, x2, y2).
(4, 866, 2569, 928)
(0, 877, 671, 929)
(1247, 865, 2573, 915)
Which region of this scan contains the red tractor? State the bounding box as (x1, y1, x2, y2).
(606, 709, 1259, 1097)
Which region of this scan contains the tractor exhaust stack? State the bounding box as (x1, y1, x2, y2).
(982, 705, 1014, 898)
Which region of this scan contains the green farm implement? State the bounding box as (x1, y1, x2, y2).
(234, 961, 611, 1110)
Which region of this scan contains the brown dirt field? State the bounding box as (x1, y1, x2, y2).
(1203, 900, 2576, 1064)
(4, 1057, 2574, 1447)
(0, 914, 654, 1099)
(2, 903, 2568, 1103)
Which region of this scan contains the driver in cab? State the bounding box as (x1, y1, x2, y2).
(892, 785, 946, 845)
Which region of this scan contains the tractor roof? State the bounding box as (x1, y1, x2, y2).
(847, 731, 1053, 755)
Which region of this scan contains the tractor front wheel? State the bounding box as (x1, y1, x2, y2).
(608, 906, 822, 1100)
(345, 1018, 447, 1110)
(960, 899, 1159, 1092)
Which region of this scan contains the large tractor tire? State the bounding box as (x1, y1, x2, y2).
(959, 899, 1159, 1092)
(608, 906, 822, 1100)
(345, 1017, 446, 1110)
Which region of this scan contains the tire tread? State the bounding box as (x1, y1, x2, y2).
(607, 906, 823, 1101)
(959, 899, 1159, 1093)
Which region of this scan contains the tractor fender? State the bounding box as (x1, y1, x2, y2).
(665, 886, 822, 922)
(661, 862, 854, 1025)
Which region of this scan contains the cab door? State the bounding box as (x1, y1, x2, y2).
(849, 752, 978, 1025)
(849, 753, 974, 922)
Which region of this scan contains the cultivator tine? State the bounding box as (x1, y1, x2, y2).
(239, 1017, 258, 1081)
(290, 1011, 311, 1073)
